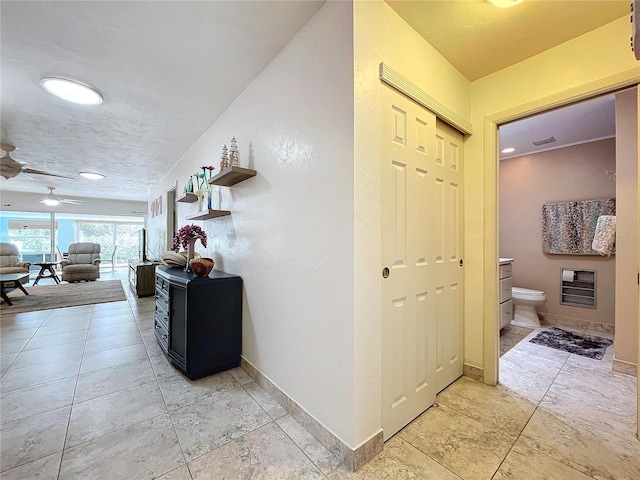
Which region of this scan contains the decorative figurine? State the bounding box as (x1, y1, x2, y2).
(229, 136, 239, 167)
(220, 144, 229, 170)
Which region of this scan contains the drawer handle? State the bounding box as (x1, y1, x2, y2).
(162, 334, 168, 339)
(155, 324, 161, 329)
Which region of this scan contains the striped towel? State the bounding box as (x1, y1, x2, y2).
(591, 215, 616, 256)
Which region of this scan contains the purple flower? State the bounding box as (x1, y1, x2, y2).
(172, 224, 208, 252)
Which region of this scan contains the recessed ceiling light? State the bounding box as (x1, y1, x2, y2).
(79, 171, 105, 180)
(40, 77, 103, 105)
(501, 147, 516, 154)
(42, 198, 60, 206)
(487, 0, 525, 8)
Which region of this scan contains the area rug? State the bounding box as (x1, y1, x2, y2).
(529, 327, 613, 360)
(1, 280, 126, 314)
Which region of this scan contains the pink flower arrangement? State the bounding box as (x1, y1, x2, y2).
(172, 224, 208, 252)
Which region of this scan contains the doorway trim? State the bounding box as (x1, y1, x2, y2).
(484, 70, 640, 386)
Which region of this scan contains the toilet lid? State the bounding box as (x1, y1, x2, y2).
(512, 286, 545, 298)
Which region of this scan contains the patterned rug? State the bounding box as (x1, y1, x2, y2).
(0, 280, 126, 314)
(529, 327, 613, 360)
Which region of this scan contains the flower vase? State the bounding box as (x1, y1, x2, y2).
(196, 189, 204, 211)
(206, 186, 213, 210)
(184, 235, 203, 272)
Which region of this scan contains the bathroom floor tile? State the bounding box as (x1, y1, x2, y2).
(398, 403, 513, 480)
(83, 330, 142, 355)
(327, 436, 461, 479)
(0, 406, 70, 473)
(519, 409, 640, 480)
(0, 451, 62, 480)
(244, 381, 288, 419)
(0, 355, 82, 393)
(1, 376, 76, 425)
(59, 414, 184, 480)
(435, 376, 536, 440)
(65, 380, 166, 447)
(9, 342, 85, 370)
(493, 440, 595, 480)
(79, 343, 148, 374)
(188, 422, 324, 480)
(170, 385, 272, 461)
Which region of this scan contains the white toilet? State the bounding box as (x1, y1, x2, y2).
(511, 287, 546, 328)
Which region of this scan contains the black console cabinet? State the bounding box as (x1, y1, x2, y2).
(154, 265, 242, 380)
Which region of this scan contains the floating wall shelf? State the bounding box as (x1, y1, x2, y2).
(176, 193, 198, 203)
(209, 166, 257, 187)
(185, 209, 231, 220)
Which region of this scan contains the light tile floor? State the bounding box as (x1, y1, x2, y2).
(1, 274, 638, 479)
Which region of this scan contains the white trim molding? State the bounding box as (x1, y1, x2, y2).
(379, 62, 473, 135)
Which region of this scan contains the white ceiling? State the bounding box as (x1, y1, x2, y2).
(499, 94, 617, 160)
(0, 0, 324, 202)
(0, 1, 627, 205)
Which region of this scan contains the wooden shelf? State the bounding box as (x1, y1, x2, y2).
(176, 193, 198, 203)
(209, 166, 256, 187)
(185, 209, 231, 220)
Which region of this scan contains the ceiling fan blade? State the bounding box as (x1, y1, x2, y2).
(22, 167, 73, 179)
(60, 199, 82, 205)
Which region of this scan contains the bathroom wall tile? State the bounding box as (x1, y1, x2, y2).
(0, 451, 62, 480)
(170, 386, 271, 461)
(520, 409, 640, 480)
(540, 313, 615, 334)
(59, 414, 184, 480)
(539, 383, 637, 442)
(493, 440, 595, 480)
(612, 359, 637, 376)
(188, 422, 323, 480)
(73, 357, 156, 403)
(553, 361, 636, 407)
(398, 403, 513, 480)
(436, 376, 536, 440)
(327, 436, 461, 479)
(276, 414, 342, 475)
(66, 381, 166, 447)
(0, 406, 70, 473)
(1, 376, 76, 425)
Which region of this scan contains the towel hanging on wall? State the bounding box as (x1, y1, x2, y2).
(541, 198, 615, 255)
(592, 215, 616, 256)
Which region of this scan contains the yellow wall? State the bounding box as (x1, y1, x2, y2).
(467, 15, 640, 381)
(353, 0, 471, 442)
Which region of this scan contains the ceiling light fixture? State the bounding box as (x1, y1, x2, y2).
(42, 198, 60, 206)
(501, 147, 516, 154)
(487, 0, 525, 8)
(40, 77, 103, 105)
(79, 171, 105, 180)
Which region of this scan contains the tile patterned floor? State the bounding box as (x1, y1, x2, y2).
(1, 273, 638, 479)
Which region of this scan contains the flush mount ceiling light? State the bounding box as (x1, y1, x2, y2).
(40, 77, 103, 105)
(487, 0, 525, 8)
(79, 171, 105, 180)
(42, 198, 60, 206)
(501, 147, 516, 154)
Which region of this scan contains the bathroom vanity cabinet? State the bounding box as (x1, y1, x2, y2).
(154, 265, 243, 380)
(499, 258, 514, 329)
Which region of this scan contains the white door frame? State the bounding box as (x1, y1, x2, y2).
(484, 74, 640, 390)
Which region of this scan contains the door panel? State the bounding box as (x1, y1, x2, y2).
(381, 86, 464, 440)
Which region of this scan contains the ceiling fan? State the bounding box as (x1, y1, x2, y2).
(0, 143, 72, 180)
(40, 186, 82, 206)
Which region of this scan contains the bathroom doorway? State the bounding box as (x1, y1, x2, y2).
(497, 88, 638, 377)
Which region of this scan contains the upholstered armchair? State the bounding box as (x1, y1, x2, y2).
(0, 242, 31, 284)
(60, 243, 101, 282)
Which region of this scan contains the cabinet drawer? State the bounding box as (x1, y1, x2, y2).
(499, 263, 512, 279)
(154, 320, 168, 351)
(156, 275, 169, 295)
(500, 300, 513, 329)
(154, 309, 168, 330)
(155, 291, 169, 312)
(500, 277, 512, 303)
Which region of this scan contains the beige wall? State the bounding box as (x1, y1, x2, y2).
(615, 88, 639, 365)
(500, 139, 616, 325)
(467, 15, 640, 382)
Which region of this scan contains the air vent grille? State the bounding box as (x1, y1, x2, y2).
(532, 136, 557, 146)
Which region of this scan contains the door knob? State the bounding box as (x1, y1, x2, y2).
(382, 267, 390, 278)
